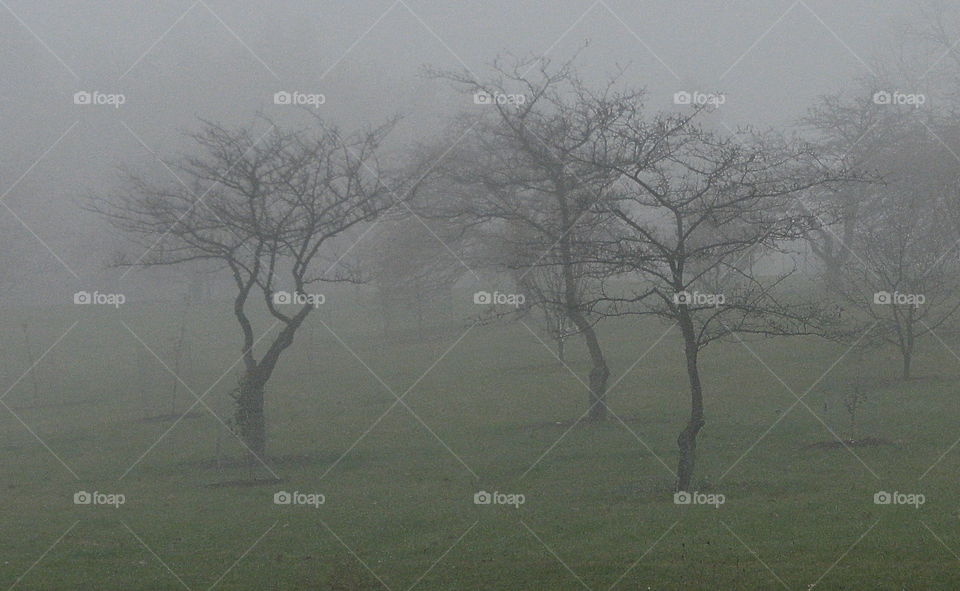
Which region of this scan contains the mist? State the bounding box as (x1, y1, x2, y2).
(2, 1, 959, 589)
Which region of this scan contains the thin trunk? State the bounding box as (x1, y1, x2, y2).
(905, 320, 915, 380)
(676, 310, 705, 492)
(823, 256, 842, 291)
(563, 294, 609, 420)
(416, 286, 425, 340)
(556, 187, 609, 421)
(898, 312, 914, 380)
(170, 305, 189, 415)
(901, 344, 913, 380)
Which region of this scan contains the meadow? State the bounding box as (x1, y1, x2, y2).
(1, 290, 958, 590)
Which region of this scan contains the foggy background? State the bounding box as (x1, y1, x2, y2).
(8, 2, 960, 589)
(0, 0, 919, 304)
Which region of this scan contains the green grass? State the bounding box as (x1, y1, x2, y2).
(2, 295, 960, 590)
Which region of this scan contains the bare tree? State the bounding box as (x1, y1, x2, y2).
(801, 91, 893, 287)
(366, 215, 465, 340)
(509, 239, 582, 363)
(94, 117, 398, 459)
(429, 56, 627, 421)
(802, 73, 960, 380)
(586, 103, 847, 491)
(909, 0, 960, 105)
(828, 141, 960, 380)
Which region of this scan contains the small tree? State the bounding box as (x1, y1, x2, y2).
(95, 117, 398, 458)
(366, 216, 464, 339)
(510, 247, 581, 363)
(829, 179, 960, 379)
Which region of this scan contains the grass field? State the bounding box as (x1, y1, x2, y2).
(2, 292, 959, 590)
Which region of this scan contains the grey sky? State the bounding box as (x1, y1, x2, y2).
(0, 0, 925, 300)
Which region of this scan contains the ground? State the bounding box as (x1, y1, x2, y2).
(1, 294, 958, 590)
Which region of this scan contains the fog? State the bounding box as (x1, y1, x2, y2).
(3, 1, 959, 589)
(1, 1, 915, 300)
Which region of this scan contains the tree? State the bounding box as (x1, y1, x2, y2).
(508, 235, 583, 363)
(365, 215, 465, 340)
(801, 91, 892, 288)
(586, 103, 846, 491)
(94, 117, 398, 458)
(429, 56, 625, 421)
(802, 65, 960, 380)
(826, 122, 960, 380)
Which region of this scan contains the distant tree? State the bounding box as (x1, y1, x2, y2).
(801, 92, 891, 288)
(94, 117, 399, 459)
(827, 125, 960, 380)
(909, 0, 960, 104)
(802, 71, 960, 381)
(366, 216, 465, 339)
(508, 234, 581, 363)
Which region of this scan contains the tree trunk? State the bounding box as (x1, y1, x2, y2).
(569, 311, 609, 421)
(899, 320, 915, 380)
(554, 182, 610, 421)
(810, 232, 845, 291)
(235, 369, 268, 459)
(559, 246, 609, 420)
(586, 359, 610, 422)
(415, 284, 425, 340)
(229, 282, 308, 464)
(676, 312, 705, 492)
(822, 254, 843, 292)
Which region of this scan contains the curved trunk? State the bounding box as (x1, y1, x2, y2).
(676, 310, 705, 492)
(232, 312, 308, 460)
(556, 188, 609, 421)
(577, 318, 610, 421)
(563, 282, 609, 421)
